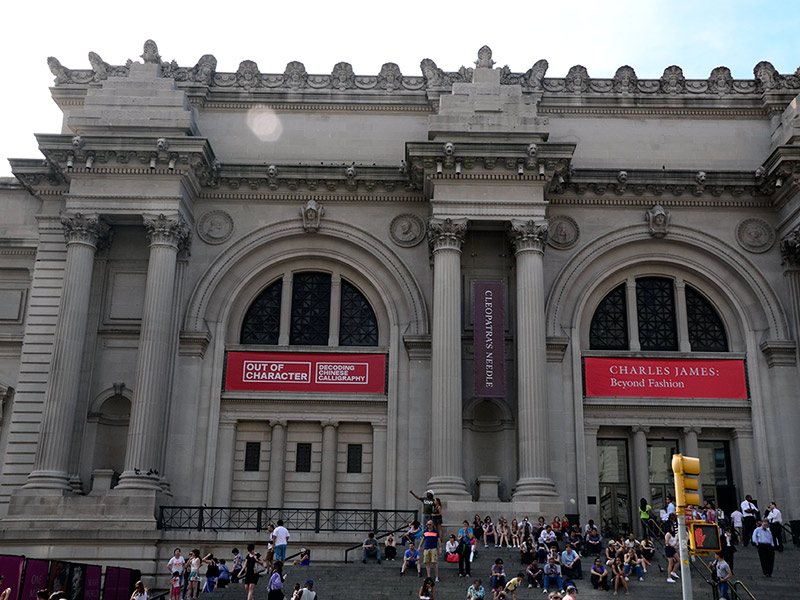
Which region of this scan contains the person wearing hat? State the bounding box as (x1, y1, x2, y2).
(296, 580, 316, 600)
(410, 489, 436, 520)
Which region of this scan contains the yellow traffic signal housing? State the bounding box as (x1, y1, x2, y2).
(671, 453, 701, 507)
(690, 523, 721, 552)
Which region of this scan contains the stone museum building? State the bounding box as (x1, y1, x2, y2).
(1, 40, 800, 573)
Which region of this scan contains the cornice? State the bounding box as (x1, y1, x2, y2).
(47, 42, 800, 113)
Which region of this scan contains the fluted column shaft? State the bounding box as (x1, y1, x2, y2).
(372, 421, 388, 508)
(26, 214, 110, 489)
(683, 426, 702, 501)
(427, 218, 469, 496)
(118, 214, 189, 489)
(510, 220, 556, 497)
(632, 426, 650, 534)
(268, 420, 287, 507)
(319, 420, 338, 508)
(212, 419, 237, 506)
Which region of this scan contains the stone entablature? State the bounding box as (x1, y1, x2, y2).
(47, 41, 800, 111)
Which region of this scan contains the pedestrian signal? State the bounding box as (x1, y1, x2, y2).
(689, 523, 721, 552)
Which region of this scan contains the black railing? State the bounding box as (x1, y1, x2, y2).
(158, 506, 417, 533)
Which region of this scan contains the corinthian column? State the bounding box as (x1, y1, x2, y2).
(427, 217, 470, 496)
(25, 214, 110, 490)
(509, 219, 557, 498)
(117, 213, 189, 489)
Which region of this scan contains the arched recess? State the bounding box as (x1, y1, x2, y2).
(180, 219, 429, 507)
(463, 397, 516, 502)
(185, 219, 428, 339)
(547, 225, 789, 342)
(544, 223, 791, 520)
(83, 386, 132, 486)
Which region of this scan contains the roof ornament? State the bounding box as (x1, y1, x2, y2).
(141, 40, 161, 64)
(475, 46, 495, 69)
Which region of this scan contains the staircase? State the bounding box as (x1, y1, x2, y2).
(204, 542, 797, 599)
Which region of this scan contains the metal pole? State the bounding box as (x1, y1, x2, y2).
(676, 510, 693, 600)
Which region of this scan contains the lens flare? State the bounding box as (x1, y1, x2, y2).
(247, 106, 283, 142)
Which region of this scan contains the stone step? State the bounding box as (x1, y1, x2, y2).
(202, 544, 798, 599)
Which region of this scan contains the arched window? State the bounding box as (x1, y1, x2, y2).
(240, 271, 379, 347)
(240, 280, 282, 345)
(589, 277, 727, 352)
(589, 283, 628, 350)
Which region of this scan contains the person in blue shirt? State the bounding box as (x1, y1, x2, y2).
(561, 543, 582, 580)
(401, 541, 422, 576)
(751, 520, 775, 577)
(422, 520, 441, 582)
(543, 558, 563, 593)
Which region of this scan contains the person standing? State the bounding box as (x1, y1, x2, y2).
(719, 526, 737, 572)
(740, 495, 759, 547)
(266, 562, 284, 600)
(410, 490, 436, 521)
(167, 549, 186, 599)
(421, 520, 441, 582)
(711, 552, 732, 600)
(751, 521, 776, 577)
(230, 549, 243, 584)
(238, 544, 263, 600)
(730, 508, 743, 542)
(273, 520, 290, 563)
(766, 502, 784, 552)
(297, 580, 316, 600)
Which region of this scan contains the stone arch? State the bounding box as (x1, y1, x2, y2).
(547, 224, 789, 343)
(463, 397, 516, 502)
(185, 219, 428, 339)
(85, 386, 132, 485)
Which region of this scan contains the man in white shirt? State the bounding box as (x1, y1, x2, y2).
(740, 495, 759, 547)
(167, 548, 187, 599)
(730, 509, 743, 542)
(766, 502, 783, 552)
(272, 520, 290, 562)
(665, 495, 676, 518)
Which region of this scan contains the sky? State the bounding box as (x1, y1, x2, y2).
(1, 0, 799, 177)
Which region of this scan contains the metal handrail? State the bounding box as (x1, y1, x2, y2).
(158, 506, 416, 533)
(730, 580, 758, 600)
(343, 525, 409, 563)
(690, 558, 719, 600)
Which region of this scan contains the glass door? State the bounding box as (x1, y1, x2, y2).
(598, 439, 631, 537)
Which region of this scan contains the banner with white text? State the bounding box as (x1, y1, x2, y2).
(225, 351, 387, 394)
(584, 357, 747, 399)
(473, 281, 506, 397)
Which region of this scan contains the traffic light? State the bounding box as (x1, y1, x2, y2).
(671, 453, 700, 507)
(690, 523, 721, 553)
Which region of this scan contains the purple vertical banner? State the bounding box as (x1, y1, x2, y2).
(0, 555, 25, 600)
(102, 567, 118, 600)
(473, 281, 506, 398)
(84, 566, 101, 600)
(19, 559, 49, 600)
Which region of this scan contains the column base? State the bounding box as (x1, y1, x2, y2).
(114, 470, 162, 490)
(426, 475, 471, 497)
(513, 476, 559, 499)
(22, 470, 73, 491)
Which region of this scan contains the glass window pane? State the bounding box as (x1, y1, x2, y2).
(240, 280, 282, 345)
(244, 442, 261, 472)
(648, 440, 678, 484)
(340, 281, 378, 346)
(290, 272, 331, 345)
(296, 443, 312, 472)
(686, 286, 728, 352)
(589, 284, 628, 350)
(346, 444, 363, 473)
(636, 277, 678, 351)
(598, 439, 628, 483)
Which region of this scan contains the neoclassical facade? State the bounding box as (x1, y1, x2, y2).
(1, 41, 800, 572)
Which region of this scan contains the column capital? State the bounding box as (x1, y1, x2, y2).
(270, 418, 288, 428)
(320, 418, 339, 429)
(683, 426, 702, 435)
(584, 425, 601, 436)
(427, 217, 467, 253)
(631, 426, 650, 434)
(509, 219, 548, 254)
(61, 212, 111, 249)
(780, 225, 800, 267)
(143, 213, 191, 252)
(218, 417, 238, 428)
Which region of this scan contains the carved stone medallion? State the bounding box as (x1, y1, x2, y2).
(547, 215, 580, 249)
(389, 214, 426, 248)
(736, 218, 775, 253)
(197, 210, 234, 245)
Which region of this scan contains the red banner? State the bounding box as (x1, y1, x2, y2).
(584, 357, 747, 399)
(473, 281, 505, 398)
(225, 351, 386, 394)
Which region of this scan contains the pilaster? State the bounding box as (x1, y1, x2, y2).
(319, 420, 339, 508)
(267, 420, 288, 507)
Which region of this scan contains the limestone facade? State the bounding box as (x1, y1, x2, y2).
(2, 42, 800, 575)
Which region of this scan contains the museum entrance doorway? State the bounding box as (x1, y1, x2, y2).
(598, 439, 632, 536)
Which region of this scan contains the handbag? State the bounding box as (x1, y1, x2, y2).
(254, 563, 267, 575)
